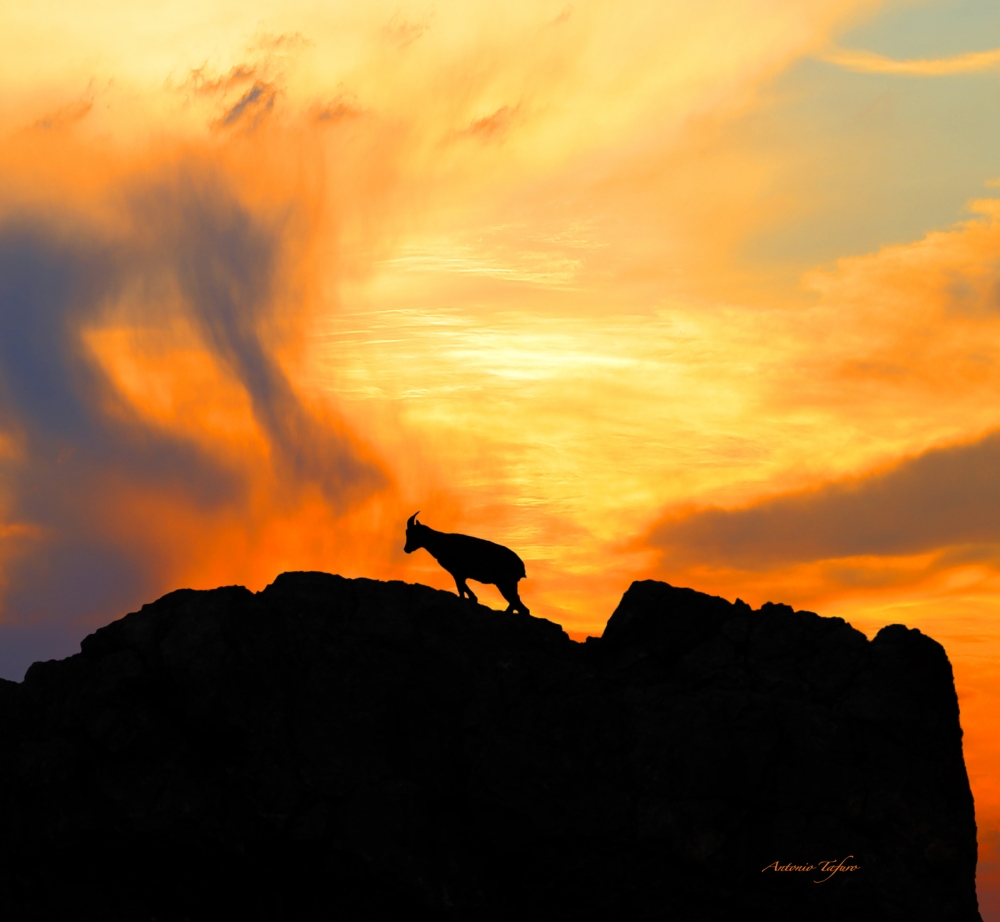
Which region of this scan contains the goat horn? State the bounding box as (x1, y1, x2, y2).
(407, 511, 420, 527)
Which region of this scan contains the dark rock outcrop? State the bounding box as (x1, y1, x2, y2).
(0, 574, 981, 920)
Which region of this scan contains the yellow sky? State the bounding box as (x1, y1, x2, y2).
(3, 0, 1000, 911)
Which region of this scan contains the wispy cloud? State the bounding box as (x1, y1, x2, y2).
(376, 241, 580, 286)
(821, 45, 1000, 76)
(465, 104, 520, 140)
(250, 31, 312, 54)
(382, 11, 432, 50)
(313, 96, 364, 124)
(32, 90, 94, 131)
(218, 82, 278, 130)
(186, 64, 258, 95)
(549, 6, 573, 27)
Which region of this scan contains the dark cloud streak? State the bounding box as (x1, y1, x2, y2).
(649, 431, 1000, 568)
(219, 82, 277, 130)
(133, 169, 382, 504)
(0, 164, 383, 678)
(0, 216, 238, 677)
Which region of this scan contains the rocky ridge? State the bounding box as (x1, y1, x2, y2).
(0, 573, 982, 920)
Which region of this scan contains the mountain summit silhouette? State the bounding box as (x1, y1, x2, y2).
(0, 573, 982, 920)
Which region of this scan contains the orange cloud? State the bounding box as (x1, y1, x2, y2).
(634, 197, 1000, 593)
(821, 44, 1000, 76)
(0, 141, 394, 678)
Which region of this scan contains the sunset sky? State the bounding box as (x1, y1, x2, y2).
(2, 0, 1000, 912)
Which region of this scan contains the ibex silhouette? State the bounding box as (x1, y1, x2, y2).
(404, 513, 529, 615)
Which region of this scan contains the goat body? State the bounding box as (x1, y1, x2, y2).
(404, 514, 529, 615)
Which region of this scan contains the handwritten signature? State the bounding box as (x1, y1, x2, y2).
(762, 856, 860, 883)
